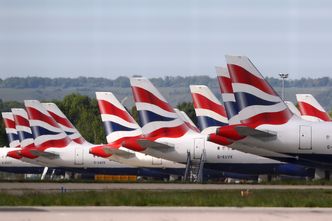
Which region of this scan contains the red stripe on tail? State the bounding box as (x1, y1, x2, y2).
(217, 76, 234, 93)
(132, 86, 174, 113)
(26, 107, 59, 128)
(242, 109, 293, 128)
(192, 93, 226, 117)
(227, 64, 277, 96)
(48, 111, 73, 128)
(3, 119, 16, 129)
(98, 100, 135, 123)
(13, 115, 30, 127)
(298, 102, 331, 121)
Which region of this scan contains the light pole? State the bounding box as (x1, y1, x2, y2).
(279, 73, 289, 100)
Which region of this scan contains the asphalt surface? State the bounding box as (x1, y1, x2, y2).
(0, 182, 331, 194)
(0, 207, 331, 221)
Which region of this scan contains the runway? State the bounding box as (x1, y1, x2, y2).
(0, 207, 331, 221)
(0, 182, 332, 194)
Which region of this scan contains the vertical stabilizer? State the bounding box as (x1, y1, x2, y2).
(24, 100, 71, 150)
(190, 85, 228, 134)
(1, 112, 20, 148)
(225, 55, 293, 127)
(296, 94, 331, 122)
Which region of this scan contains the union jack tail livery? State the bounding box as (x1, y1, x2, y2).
(215, 67, 240, 125)
(225, 55, 293, 127)
(10, 108, 37, 159)
(24, 100, 71, 150)
(96, 92, 142, 147)
(130, 77, 193, 138)
(1, 112, 20, 148)
(296, 94, 331, 122)
(190, 85, 228, 134)
(42, 103, 87, 144)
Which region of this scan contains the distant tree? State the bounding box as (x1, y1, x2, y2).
(55, 93, 106, 144)
(130, 106, 139, 125)
(176, 102, 197, 126)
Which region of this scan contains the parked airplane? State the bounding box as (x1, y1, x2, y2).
(0, 112, 47, 174)
(296, 94, 331, 122)
(41, 94, 184, 175)
(12, 100, 170, 177)
(121, 77, 313, 178)
(189, 84, 313, 177)
(214, 55, 332, 170)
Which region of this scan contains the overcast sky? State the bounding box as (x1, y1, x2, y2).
(0, 0, 332, 79)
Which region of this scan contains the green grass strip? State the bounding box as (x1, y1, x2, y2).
(1, 189, 332, 207)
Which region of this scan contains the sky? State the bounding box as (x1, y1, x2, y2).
(0, 0, 332, 79)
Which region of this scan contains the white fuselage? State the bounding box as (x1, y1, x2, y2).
(19, 142, 132, 169)
(230, 115, 332, 167)
(108, 147, 185, 169)
(0, 148, 41, 168)
(140, 131, 283, 165)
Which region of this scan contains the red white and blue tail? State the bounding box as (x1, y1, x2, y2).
(215, 67, 241, 125)
(11, 108, 34, 149)
(190, 85, 228, 134)
(96, 92, 142, 147)
(24, 100, 71, 150)
(226, 55, 293, 127)
(10, 108, 38, 159)
(42, 103, 87, 144)
(296, 94, 331, 122)
(130, 77, 193, 138)
(1, 112, 20, 148)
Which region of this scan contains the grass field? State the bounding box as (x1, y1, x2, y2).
(1, 189, 332, 207)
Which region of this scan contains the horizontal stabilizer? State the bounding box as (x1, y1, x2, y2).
(235, 126, 276, 139)
(29, 150, 59, 159)
(137, 139, 174, 153)
(103, 147, 135, 159)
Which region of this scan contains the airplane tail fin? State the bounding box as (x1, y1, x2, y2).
(95, 92, 142, 146)
(11, 108, 37, 158)
(296, 94, 331, 122)
(130, 77, 193, 138)
(24, 100, 71, 150)
(215, 67, 240, 125)
(1, 112, 20, 148)
(189, 85, 228, 134)
(11, 108, 35, 148)
(42, 103, 87, 144)
(225, 55, 293, 127)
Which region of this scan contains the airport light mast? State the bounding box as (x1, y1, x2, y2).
(279, 73, 289, 100)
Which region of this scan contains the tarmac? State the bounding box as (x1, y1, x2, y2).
(0, 207, 331, 221)
(0, 182, 332, 194)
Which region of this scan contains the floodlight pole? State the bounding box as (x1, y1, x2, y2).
(279, 73, 289, 100)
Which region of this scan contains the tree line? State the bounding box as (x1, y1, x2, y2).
(1, 93, 332, 147)
(1, 76, 332, 89)
(0, 94, 196, 147)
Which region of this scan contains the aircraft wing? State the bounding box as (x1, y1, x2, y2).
(103, 147, 135, 159)
(137, 139, 174, 153)
(29, 150, 59, 159)
(235, 126, 277, 139)
(232, 142, 297, 159)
